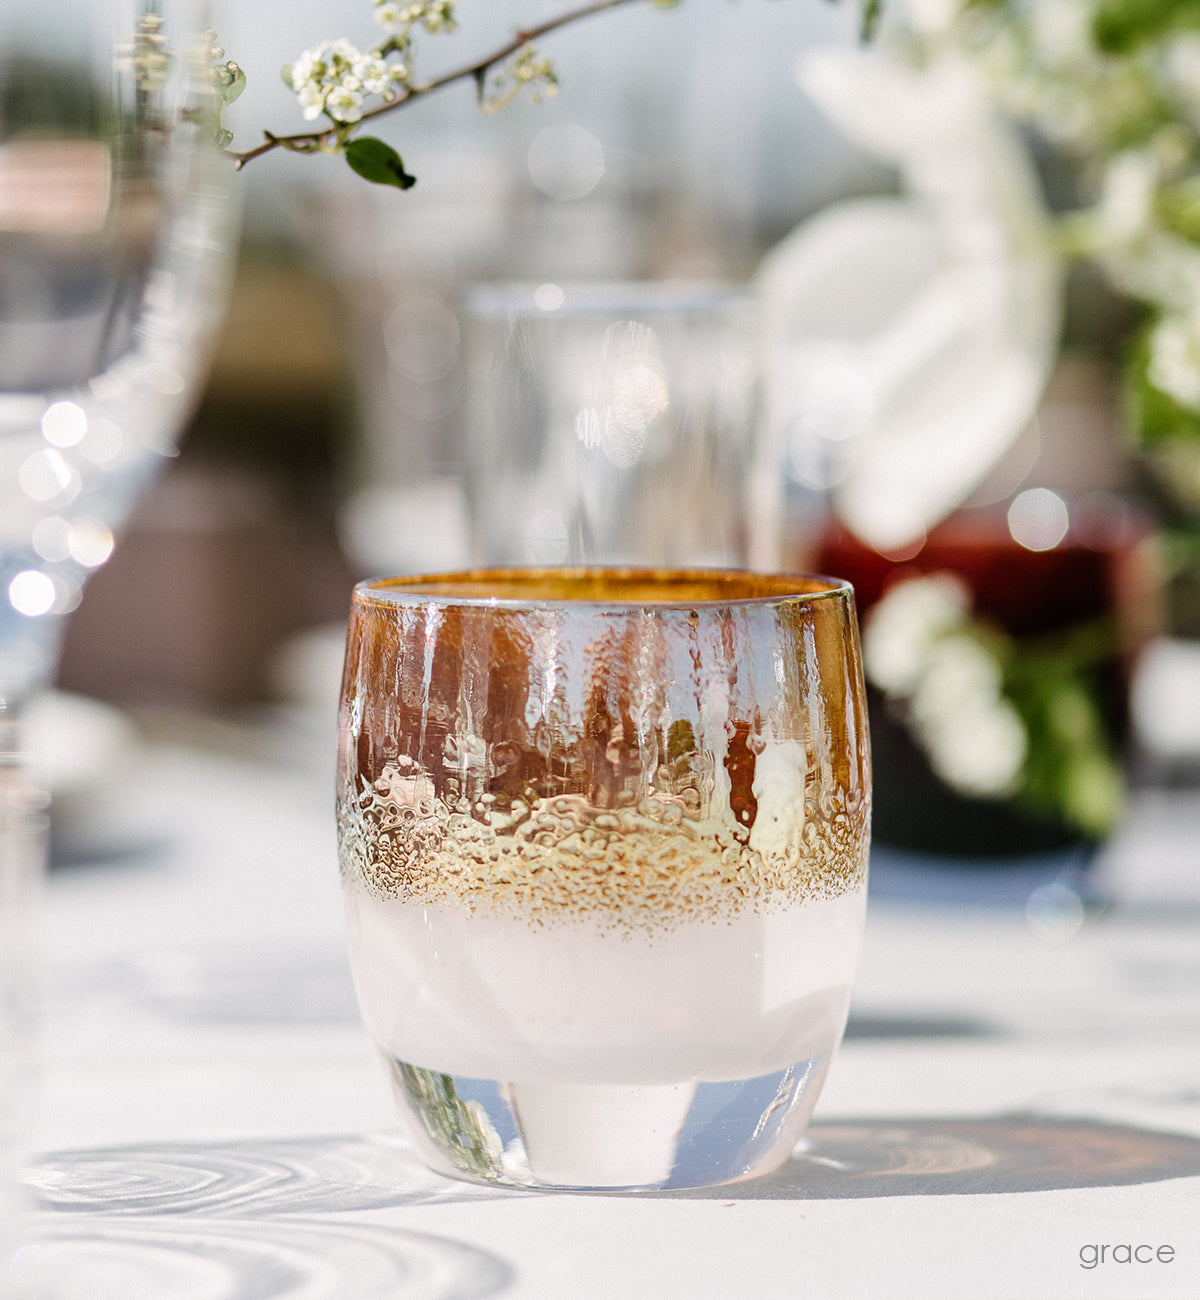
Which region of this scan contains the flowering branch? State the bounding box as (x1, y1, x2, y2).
(226, 0, 679, 186)
(226, 0, 877, 188)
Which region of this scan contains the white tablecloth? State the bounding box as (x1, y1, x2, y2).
(9, 704, 1200, 1299)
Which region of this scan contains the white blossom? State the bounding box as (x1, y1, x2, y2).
(403, 1, 457, 33)
(354, 55, 395, 97)
(286, 36, 406, 124)
(905, 0, 959, 38)
(908, 634, 1027, 797)
(862, 572, 971, 697)
(910, 633, 1005, 725)
(863, 572, 1029, 800)
(1163, 35, 1200, 132)
(1148, 311, 1200, 411)
(1096, 151, 1158, 248)
(921, 693, 1028, 799)
(296, 82, 327, 121)
(326, 83, 365, 123)
(327, 39, 362, 69)
(374, 2, 404, 30)
(1029, 0, 1094, 66)
(377, 1, 457, 35)
(289, 46, 326, 89)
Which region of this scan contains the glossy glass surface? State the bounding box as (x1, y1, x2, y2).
(337, 568, 871, 1190)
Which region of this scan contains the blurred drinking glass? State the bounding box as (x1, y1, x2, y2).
(460, 282, 780, 571)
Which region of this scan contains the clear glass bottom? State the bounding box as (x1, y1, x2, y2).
(385, 1054, 831, 1191)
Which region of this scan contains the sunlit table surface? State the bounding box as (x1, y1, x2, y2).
(11, 696, 1200, 1299)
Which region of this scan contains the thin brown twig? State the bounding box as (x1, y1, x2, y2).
(227, 0, 649, 170)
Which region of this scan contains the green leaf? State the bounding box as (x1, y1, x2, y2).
(220, 65, 246, 107)
(859, 0, 884, 41)
(1126, 324, 1200, 449)
(344, 136, 417, 189)
(1157, 177, 1200, 245)
(1093, 0, 1200, 55)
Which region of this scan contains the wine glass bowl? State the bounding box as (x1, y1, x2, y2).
(0, 2, 237, 1275)
(0, 1, 236, 702)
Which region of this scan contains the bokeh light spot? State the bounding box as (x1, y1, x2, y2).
(1008, 488, 1069, 552)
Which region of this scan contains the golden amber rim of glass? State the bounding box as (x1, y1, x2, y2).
(353, 567, 855, 610)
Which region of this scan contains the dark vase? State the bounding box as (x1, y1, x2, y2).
(810, 507, 1157, 898)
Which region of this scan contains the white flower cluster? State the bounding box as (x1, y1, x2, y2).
(864, 573, 1028, 800)
(284, 2, 459, 126)
(1086, 146, 1200, 322)
(914, 2, 1200, 434)
(374, 1, 458, 36)
(278, 0, 560, 136)
(1148, 311, 1200, 411)
(285, 39, 407, 124)
(478, 45, 559, 115)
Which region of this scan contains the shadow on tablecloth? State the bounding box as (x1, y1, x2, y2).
(27, 1112, 1200, 1214)
(682, 1113, 1200, 1199)
(16, 1116, 1200, 1296)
